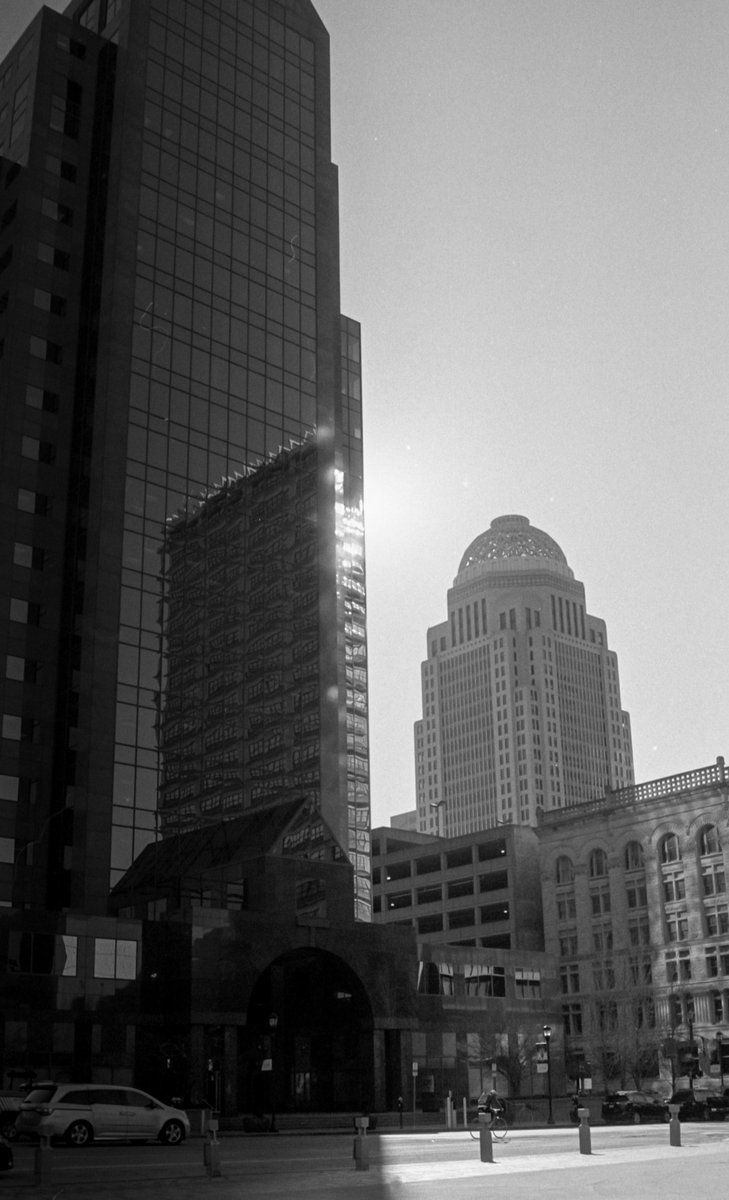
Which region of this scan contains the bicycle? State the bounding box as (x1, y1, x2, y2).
(469, 1111, 508, 1142)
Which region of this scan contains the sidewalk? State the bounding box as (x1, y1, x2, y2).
(2, 1128, 728, 1199)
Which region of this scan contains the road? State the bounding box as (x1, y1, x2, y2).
(3, 1122, 729, 1199)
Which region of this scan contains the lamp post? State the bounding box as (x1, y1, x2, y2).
(269, 1014, 278, 1133)
(717, 1031, 724, 1092)
(543, 1025, 554, 1125)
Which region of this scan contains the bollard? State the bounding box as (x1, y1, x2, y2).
(577, 1107, 591, 1155)
(478, 1111, 493, 1163)
(353, 1116, 369, 1171)
(668, 1104, 681, 1147)
(33, 1119, 53, 1184)
(204, 1117, 221, 1177)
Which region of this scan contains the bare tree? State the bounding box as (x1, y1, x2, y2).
(468, 1012, 546, 1097)
(582, 954, 662, 1090)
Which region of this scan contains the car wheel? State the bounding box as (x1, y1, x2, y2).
(0, 1118, 17, 1141)
(159, 1120, 185, 1146)
(64, 1120, 93, 1147)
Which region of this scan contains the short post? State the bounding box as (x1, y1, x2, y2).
(669, 1104, 681, 1147)
(462, 1097, 468, 1129)
(353, 1116, 369, 1171)
(478, 1111, 493, 1163)
(33, 1119, 53, 1184)
(577, 1106, 591, 1155)
(204, 1116, 221, 1177)
(397, 1096, 404, 1129)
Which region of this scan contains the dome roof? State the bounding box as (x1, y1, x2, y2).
(458, 515, 571, 576)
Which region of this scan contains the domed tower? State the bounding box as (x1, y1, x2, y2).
(414, 516, 633, 837)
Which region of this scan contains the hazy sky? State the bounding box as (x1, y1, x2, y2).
(4, 2, 728, 830)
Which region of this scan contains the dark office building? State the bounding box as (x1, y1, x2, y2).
(0, 0, 369, 920)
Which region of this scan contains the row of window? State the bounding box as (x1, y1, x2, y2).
(7, 932, 136, 980)
(556, 825, 722, 884)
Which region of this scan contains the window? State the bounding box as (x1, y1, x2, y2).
(13, 543, 44, 570)
(590, 883, 611, 915)
(627, 915, 650, 946)
(624, 841, 644, 870)
(705, 903, 729, 937)
(38, 243, 70, 270)
(699, 825, 721, 856)
(515, 967, 541, 999)
(464, 963, 505, 997)
(589, 848, 608, 878)
(480, 901, 509, 924)
(555, 855, 574, 884)
(705, 944, 729, 978)
(447, 878, 473, 900)
(8, 932, 77, 976)
(560, 963, 580, 993)
(22, 436, 55, 464)
(592, 960, 615, 990)
(592, 921, 613, 952)
(418, 914, 443, 934)
(665, 948, 691, 983)
(448, 907, 475, 929)
(663, 871, 686, 902)
(702, 863, 726, 897)
(0, 775, 19, 802)
(93, 938, 137, 980)
(666, 910, 688, 942)
(626, 879, 647, 908)
(660, 833, 681, 864)
(9, 598, 40, 626)
(30, 337, 63, 364)
(559, 931, 578, 957)
(18, 489, 48, 515)
(6, 655, 37, 683)
(33, 288, 67, 316)
(557, 894, 576, 922)
(562, 1002, 582, 1036)
(387, 891, 411, 911)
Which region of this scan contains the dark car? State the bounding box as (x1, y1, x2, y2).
(669, 1089, 729, 1121)
(601, 1091, 669, 1124)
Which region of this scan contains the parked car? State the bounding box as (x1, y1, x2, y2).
(15, 1083, 190, 1146)
(0, 1101, 20, 1141)
(0, 1136, 13, 1171)
(669, 1089, 729, 1121)
(601, 1091, 669, 1124)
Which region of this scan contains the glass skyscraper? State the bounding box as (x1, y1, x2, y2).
(414, 515, 633, 836)
(0, 0, 369, 917)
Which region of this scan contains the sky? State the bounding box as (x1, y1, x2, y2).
(3, 1, 728, 830)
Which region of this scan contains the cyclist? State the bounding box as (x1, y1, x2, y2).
(477, 1088, 504, 1127)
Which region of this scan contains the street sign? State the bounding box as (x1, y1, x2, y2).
(412, 1061, 419, 1076)
(261, 1058, 273, 1072)
(536, 1062, 548, 1074)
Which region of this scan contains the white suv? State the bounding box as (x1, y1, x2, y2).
(16, 1083, 190, 1146)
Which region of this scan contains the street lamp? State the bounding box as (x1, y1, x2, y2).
(543, 1025, 554, 1125)
(269, 1014, 278, 1133)
(717, 1031, 724, 1092)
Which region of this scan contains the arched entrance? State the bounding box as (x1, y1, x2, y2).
(245, 948, 373, 1113)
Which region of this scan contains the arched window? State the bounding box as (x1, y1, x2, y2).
(624, 841, 644, 871)
(589, 848, 608, 878)
(699, 825, 721, 857)
(660, 833, 681, 864)
(555, 855, 574, 885)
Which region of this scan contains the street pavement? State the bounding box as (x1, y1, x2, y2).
(1, 1124, 728, 1199)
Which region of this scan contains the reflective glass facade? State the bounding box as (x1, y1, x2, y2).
(0, 0, 369, 916)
